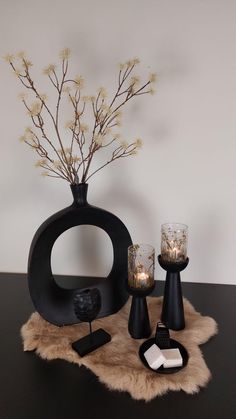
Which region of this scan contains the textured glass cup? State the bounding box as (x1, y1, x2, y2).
(161, 223, 188, 263)
(128, 244, 155, 290)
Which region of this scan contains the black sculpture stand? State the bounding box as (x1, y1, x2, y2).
(72, 328, 111, 357)
(128, 286, 155, 339)
(158, 255, 189, 330)
(28, 183, 132, 326)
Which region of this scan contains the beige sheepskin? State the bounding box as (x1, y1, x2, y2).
(21, 297, 217, 401)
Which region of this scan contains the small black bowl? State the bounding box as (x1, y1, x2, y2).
(139, 337, 189, 374)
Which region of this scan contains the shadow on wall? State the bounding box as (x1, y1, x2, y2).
(191, 208, 225, 283)
(97, 163, 157, 242)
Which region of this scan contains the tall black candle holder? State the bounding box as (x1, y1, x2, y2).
(127, 284, 155, 339)
(158, 255, 189, 330)
(127, 244, 155, 339)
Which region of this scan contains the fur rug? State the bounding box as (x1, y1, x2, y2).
(21, 297, 217, 401)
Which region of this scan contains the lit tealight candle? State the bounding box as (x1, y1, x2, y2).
(168, 245, 180, 261)
(134, 272, 149, 288)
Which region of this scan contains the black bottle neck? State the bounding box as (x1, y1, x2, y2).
(70, 183, 88, 206)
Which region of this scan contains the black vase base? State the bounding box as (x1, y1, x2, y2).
(139, 338, 189, 374)
(72, 328, 111, 357)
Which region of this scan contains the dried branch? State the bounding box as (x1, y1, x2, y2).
(4, 50, 156, 184)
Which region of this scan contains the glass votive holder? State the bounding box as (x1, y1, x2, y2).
(161, 223, 188, 263)
(128, 244, 155, 290)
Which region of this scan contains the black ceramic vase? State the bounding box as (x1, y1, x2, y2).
(28, 183, 132, 326)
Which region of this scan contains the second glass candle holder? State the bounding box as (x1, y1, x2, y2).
(159, 223, 189, 330)
(161, 223, 188, 263)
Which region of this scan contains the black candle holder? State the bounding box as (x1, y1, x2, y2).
(158, 255, 189, 330)
(127, 284, 155, 339)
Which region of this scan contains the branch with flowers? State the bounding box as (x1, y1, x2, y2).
(4, 48, 156, 184)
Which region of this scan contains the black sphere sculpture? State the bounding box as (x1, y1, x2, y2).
(158, 255, 189, 330)
(28, 183, 132, 326)
(73, 288, 101, 334)
(72, 288, 111, 357)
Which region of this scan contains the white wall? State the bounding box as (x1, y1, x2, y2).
(1, 0, 236, 284)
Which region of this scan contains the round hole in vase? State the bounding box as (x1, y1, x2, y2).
(52, 225, 114, 289)
(28, 183, 132, 326)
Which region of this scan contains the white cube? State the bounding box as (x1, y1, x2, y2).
(144, 344, 165, 370)
(161, 348, 183, 368)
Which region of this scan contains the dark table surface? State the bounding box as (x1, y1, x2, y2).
(0, 273, 235, 419)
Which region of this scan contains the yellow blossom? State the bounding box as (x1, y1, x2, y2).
(22, 127, 34, 141)
(17, 51, 26, 59)
(25, 126, 33, 134)
(98, 87, 107, 99)
(38, 93, 47, 102)
(3, 54, 14, 63)
(53, 161, 62, 169)
(29, 101, 41, 116)
(119, 63, 125, 71)
(135, 138, 142, 148)
(115, 112, 122, 127)
(72, 155, 81, 163)
(149, 87, 155, 95)
(130, 75, 140, 86)
(19, 135, 26, 143)
(35, 159, 47, 168)
(82, 95, 90, 103)
(113, 133, 121, 140)
(43, 64, 56, 75)
(22, 59, 33, 68)
(80, 123, 88, 132)
(100, 103, 111, 114)
(94, 134, 104, 146)
(74, 75, 85, 88)
(18, 92, 27, 100)
(149, 73, 157, 83)
(115, 110, 122, 119)
(41, 171, 49, 177)
(119, 139, 128, 149)
(126, 58, 140, 67)
(59, 48, 71, 60)
(65, 120, 75, 129)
